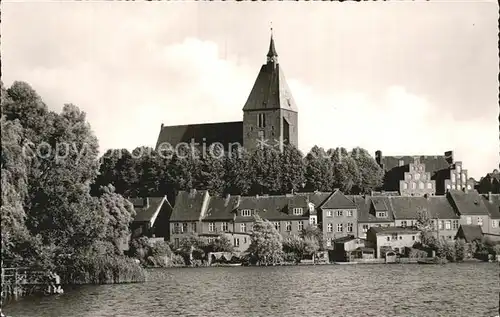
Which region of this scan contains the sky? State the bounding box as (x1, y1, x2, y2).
(2, 1, 499, 179)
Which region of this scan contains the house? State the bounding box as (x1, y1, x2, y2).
(353, 195, 395, 239)
(331, 235, 366, 262)
(455, 224, 483, 243)
(319, 190, 358, 247)
(366, 227, 421, 258)
(169, 189, 210, 248)
(447, 189, 492, 233)
(129, 196, 172, 240)
(480, 192, 500, 235)
(443, 161, 475, 193)
(389, 195, 460, 241)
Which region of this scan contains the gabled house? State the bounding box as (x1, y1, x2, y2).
(455, 224, 483, 243)
(129, 196, 172, 240)
(354, 195, 396, 239)
(366, 226, 421, 258)
(319, 190, 358, 246)
(447, 189, 492, 233)
(480, 192, 500, 235)
(169, 189, 210, 248)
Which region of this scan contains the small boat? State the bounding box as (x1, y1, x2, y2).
(333, 262, 358, 265)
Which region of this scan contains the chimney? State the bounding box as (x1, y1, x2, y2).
(143, 197, 149, 209)
(489, 192, 493, 203)
(444, 151, 454, 165)
(375, 150, 382, 165)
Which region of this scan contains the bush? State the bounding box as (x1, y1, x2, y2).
(150, 240, 171, 257)
(59, 254, 146, 284)
(282, 252, 297, 263)
(408, 248, 428, 259)
(170, 254, 185, 266)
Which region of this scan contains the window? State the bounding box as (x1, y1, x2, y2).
(399, 236, 402, 240)
(411, 182, 416, 189)
(403, 182, 408, 190)
(241, 209, 252, 217)
(337, 224, 343, 232)
(336, 210, 343, 217)
(427, 182, 432, 189)
(191, 223, 197, 233)
(174, 223, 180, 234)
(347, 223, 353, 233)
(346, 210, 353, 217)
(466, 217, 472, 225)
(174, 238, 180, 248)
(407, 174, 412, 180)
(456, 165, 461, 173)
(452, 220, 459, 230)
(222, 222, 228, 232)
(208, 238, 215, 244)
(298, 221, 304, 232)
(274, 222, 280, 231)
(257, 113, 266, 128)
(310, 216, 317, 225)
(362, 225, 369, 233)
(415, 173, 420, 181)
(447, 236, 452, 240)
(326, 210, 333, 217)
(293, 208, 304, 215)
(209, 222, 215, 232)
(327, 223, 333, 232)
(386, 237, 390, 242)
(477, 217, 483, 227)
(240, 223, 247, 232)
(182, 223, 188, 233)
(391, 234, 398, 241)
(412, 235, 415, 241)
(451, 174, 456, 183)
(419, 182, 424, 189)
(461, 173, 466, 181)
(376, 212, 387, 218)
(493, 220, 499, 228)
(326, 238, 332, 247)
(243, 237, 248, 244)
(286, 222, 292, 232)
(234, 238, 240, 247)
(401, 221, 407, 227)
(445, 221, 451, 230)
(438, 221, 443, 230)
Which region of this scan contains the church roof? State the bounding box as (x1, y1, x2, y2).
(242, 36, 298, 113)
(155, 121, 243, 151)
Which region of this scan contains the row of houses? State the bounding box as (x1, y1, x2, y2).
(129, 188, 500, 256)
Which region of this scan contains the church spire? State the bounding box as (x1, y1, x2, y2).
(267, 24, 278, 64)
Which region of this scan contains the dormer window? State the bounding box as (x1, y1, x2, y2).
(293, 208, 303, 215)
(376, 212, 387, 218)
(241, 209, 252, 217)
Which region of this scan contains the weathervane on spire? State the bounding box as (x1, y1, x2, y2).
(267, 22, 278, 64)
(270, 21, 273, 36)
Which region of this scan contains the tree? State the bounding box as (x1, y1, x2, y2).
(301, 226, 325, 250)
(415, 207, 437, 247)
(454, 238, 466, 262)
(247, 215, 283, 265)
(279, 145, 306, 193)
(329, 147, 361, 194)
(249, 147, 282, 195)
(178, 233, 207, 264)
(223, 149, 252, 195)
(283, 235, 319, 263)
(207, 235, 235, 253)
(192, 146, 225, 196)
(304, 146, 335, 192)
(350, 147, 384, 194)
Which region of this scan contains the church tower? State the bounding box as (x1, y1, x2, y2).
(242, 31, 299, 152)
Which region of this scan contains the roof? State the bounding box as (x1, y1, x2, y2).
(448, 190, 489, 216)
(348, 196, 394, 223)
(456, 225, 483, 243)
(170, 190, 209, 222)
(368, 226, 420, 235)
(204, 195, 241, 221)
(371, 197, 389, 212)
(388, 196, 458, 220)
(131, 197, 168, 223)
(379, 155, 450, 174)
(242, 37, 297, 112)
(481, 194, 500, 219)
(155, 121, 243, 151)
(296, 191, 332, 207)
(236, 195, 309, 221)
(332, 235, 357, 243)
(320, 190, 356, 209)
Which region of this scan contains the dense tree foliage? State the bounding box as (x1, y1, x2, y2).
(1, 81, 137, 276)
(247, 215, 283, 265)
(282, 235, 319, 263)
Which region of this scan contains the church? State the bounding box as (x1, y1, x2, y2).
(155, 33, 299, 153)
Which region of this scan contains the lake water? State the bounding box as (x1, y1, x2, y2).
(4, 263, 499, 317)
